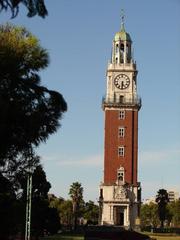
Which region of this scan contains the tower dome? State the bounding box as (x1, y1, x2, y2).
(114, 28, 132, 42)
(114, 17, 132, 42)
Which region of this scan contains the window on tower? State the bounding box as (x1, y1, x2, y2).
(116, 44, 119, 53)
(120, 43, 124, 51)
(100, 189, 103, 198)
(118, 146, 125, 157)
(118, 172, 124, 182)
(126, 43, 131, 63)
(119, 110, 125, 119)
(119, 127, 125, 137)
(126, 44, 129, 53)
(120, 95, 124, 103)
(120, 43, 124, 63)
(117, 167, 125, 184)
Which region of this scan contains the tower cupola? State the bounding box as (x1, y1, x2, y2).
(112, 15, 132, 64)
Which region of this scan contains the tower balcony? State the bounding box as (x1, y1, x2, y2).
(107, 62, 137, 71)
(102, 95, 141, 110)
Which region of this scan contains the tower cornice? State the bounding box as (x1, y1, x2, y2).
(102, 96, 141, 111)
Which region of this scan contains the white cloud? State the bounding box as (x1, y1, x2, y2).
(57, 154, 103, 167)
(139, 148, 180, 164)
(41, 154, 103, 167)
(41, 147, 180, 201)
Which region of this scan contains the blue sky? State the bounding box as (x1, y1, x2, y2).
(0, 0, 180, 202)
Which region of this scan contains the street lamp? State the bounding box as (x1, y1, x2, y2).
(25, 169, 33, 240)
(25, 147, 35, 240)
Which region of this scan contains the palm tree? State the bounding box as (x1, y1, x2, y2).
(156, 189, 169, 228)
(69, 182, 83, 230)
(0, 0, 47, 18)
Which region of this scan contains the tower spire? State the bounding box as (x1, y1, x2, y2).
(120, 9, 125, 31)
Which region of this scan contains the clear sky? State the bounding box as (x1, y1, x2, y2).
(0, 0, 180, 202)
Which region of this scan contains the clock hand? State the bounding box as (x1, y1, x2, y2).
(121, 81, 124, 89)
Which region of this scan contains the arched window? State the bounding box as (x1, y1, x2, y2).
(120, 43, 124, 52)
(117, 167, 125, 184)
(126, 43, 131, 63)
(120, 43, 124, 63)
(116, 44, 119, 53)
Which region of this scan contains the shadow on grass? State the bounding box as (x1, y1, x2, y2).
(40, 234, 84, 240)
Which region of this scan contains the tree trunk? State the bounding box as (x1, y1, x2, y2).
(160, 220, 164, 228)
(72, 202, 77, 231)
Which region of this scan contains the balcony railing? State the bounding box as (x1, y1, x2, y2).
(102, 95, 141, 109)
(108, 62, 137, 70)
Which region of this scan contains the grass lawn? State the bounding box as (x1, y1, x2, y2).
(149, 236, 180, 240)
(40, 233, 180, 240)
(145, 232, 180, 240)
(40, 234, 84, 240)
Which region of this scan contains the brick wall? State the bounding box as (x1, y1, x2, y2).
(104, 108, 138, 185)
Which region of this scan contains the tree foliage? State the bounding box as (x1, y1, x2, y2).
(17, 165, 60, 237)
(0, 22, 66, 239)
(48, 195, 99, 228)
(140, 202, 159, 228)
(0, 23, 67, 169)
(0, 164, 61, 239)
(83, 200, 99, 225)
(0, 173, 17, 239)
(49, 195, 73, 228)
(0, 0, 47, 18)
(156, 189, 169, 228)
(141, 200, 180, 229)
(69, 182, 83, 229)
(167, 200, 180, 227)
(59, 200, 73, 227)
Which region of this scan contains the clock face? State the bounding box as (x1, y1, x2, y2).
(114, 74, 130, 90)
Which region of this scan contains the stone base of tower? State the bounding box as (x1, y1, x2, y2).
(99, 183, 141, 229)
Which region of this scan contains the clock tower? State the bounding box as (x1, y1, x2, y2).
(99, 16, 141, 228)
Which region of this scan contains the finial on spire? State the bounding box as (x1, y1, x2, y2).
(120, 9, 125, 31)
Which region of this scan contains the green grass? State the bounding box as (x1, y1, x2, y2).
(40, 233, 180, 240)
(149, 236, 180, 240)
(143, 232, 180, 240)
(40, 234, 84, 240)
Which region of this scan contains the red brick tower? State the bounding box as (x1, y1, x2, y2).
(104, 107, 139, 185)
(99, 16, 141, 228)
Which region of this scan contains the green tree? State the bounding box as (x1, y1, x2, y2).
(69, 182, 83, 230)
(45, 207, 60, 235)
(140, 202, 159, 228)
(1, 158, 41, 239)
(156, 189, 169, 228)
(49, 196, 74, 228)
(0, 22, 66, 239)
(49, 194, 64, 210)
(59, 200, 73, 228)
(83, 200, 99, 225)
(0, 0, 47, 18)
(0, 23, 67, 171)
(0, 173, 17, 240)
(167, 200, 180, 227)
